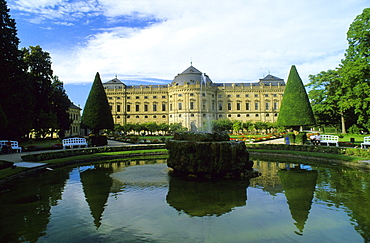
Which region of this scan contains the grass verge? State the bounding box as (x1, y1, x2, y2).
(41, 149, 168, 164)
(249, 149, 367, 162)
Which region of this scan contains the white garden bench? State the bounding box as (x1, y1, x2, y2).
(0, 140, 22, 153)
(62, 137, 88, 149)
(361, 136, 370, 149)
(320, 135, 339, 146)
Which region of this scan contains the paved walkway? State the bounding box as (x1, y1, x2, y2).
(0, 140, 130, 168)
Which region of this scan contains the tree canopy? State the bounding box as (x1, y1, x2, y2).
(307, 8, 370, 133)
(0, 0, 33, 139)
(81, 72, 114, 134)
(277, 65, 315, 129)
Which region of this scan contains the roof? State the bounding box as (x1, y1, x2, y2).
(259, 74, 285, 86)
(69, 103, 81, 110)
(104, 77, 124, 85)
(171, 65, 213, 86)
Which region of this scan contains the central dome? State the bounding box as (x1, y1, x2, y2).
(171, 65, 213, 86)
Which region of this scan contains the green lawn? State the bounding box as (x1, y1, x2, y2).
(20, 139, 62, 148)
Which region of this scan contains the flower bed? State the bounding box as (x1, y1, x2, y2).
(230, 133, 284, 142)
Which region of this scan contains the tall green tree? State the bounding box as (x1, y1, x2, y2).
(81, 72, 114, 135)
(0, 0, 33, 139)
(51, 76, 72, 138)
(339, 8, 370, 131)
(22, 46, 56, 138)
(307, 69, 355, 133)
(0, 104, 8, 130)
(277, 65, 315, 130)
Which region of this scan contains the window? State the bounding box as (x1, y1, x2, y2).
(212, 102, 215, 110)
(170, 104, 172, 111)
(117, 97, 121, 99)
(273, 94, 277, 97)
(178, 94, 183, 97)
(218, 95, 222, 98)
(162, 95, 166, 98)
(136, 105, 139, 112)
(190, 93, 194, 96)
(136, 96, 139, 99)
(228, 114, 231, 117)
(144, 104, 148, 112)
(162, 104, 166, 111)
(236, 94, 240, 98)
(245, 94, 249, 97)
(218, 103, 223, 111)
(246, 103, 250, 110)
(153, 96, 157, 99)
(127, 96, 131, 99)
(153, 104, 157, 111)
(202, 102, 206, 110)
(228, 103, 232, 110)
(179, 114, 182, 117)
(117, 105, 121, 112)
(202, 93, 206, 97)
(178, 103, 182, 110)
(237, 103, 241, 110)
(153, 115, 157, 118)
(144, 115, 148, 118)
(237, 114, 241, 117)
(191, 114, 194, 117)
(144, 96, 148, 99)
(162, 115, 166, 118)
(265, 102, 270, 110)
(127, 105, 131, 112)
(246, 114, 250, 117)
(255, 102, 259, 110)
(266, 113, 270, 117)
(227, 95, 231, 98)
(273, 102, 278, 110)
(265, 94, 269, 97)
(254, 94, 258, 97)
(127, 115, 130, 118)
(219, 114, 223, 118)
(136, 115, 139, 118)
(203, 114, 206, 117)
(190, 102, 194, 110)
(256, 114, 259, 117)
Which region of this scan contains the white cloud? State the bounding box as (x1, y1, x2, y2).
(11, 0, 369, 84)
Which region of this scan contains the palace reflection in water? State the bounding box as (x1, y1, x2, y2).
(0, 158, 370, 242)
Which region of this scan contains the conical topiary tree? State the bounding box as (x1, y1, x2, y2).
(81, 72, 114, 138)
(277, 65, 315, 130)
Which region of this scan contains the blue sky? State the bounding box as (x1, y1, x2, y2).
(7, 0, 369, 108)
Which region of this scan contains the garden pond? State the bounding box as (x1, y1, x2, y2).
(0, 157, 369, 242)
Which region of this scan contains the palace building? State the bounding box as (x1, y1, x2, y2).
(103, 65, 286, 131)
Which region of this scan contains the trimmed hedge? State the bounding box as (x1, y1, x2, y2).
(0, 160, 14, 170)
(21, 144, 166, 162)
(246, 143, 370, 158)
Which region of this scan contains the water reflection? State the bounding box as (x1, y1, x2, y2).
(278, 166, 318, 235)
(80, 166, 114, 229)
(1, 158, 370, 242)
(0, 168, 72, 242)
(166, 177, 249, 217)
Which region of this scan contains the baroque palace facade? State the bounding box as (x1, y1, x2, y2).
(103, 65, 286, 131)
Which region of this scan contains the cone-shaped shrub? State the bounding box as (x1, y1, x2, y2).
(277, 65, 315, 127)
(81, 72, 114, 135)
